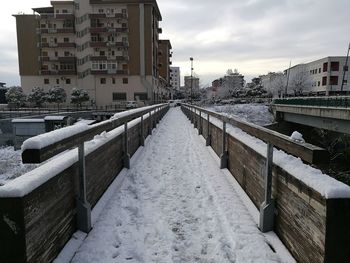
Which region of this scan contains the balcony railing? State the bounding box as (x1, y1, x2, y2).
(40, 70, 77, 75)
(39, 13, 74, 20)
(89, 13, 128, 19)
(38, 28, 75, 34)
(90, 41, 107, 48)
(91, 69, 128, 75)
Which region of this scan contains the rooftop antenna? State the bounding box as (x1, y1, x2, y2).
(340, 42, 350, 93)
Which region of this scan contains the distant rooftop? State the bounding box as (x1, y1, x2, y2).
(0, 82, 6, 88)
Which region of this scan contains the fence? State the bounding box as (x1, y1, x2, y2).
(182, 104, 350, 263)
(0, 104, 169, 262)
(273, 96, 350, 108)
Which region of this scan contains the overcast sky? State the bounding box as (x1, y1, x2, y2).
(0, 0, 349, 87)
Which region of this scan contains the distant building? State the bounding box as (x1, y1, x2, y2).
(0, 82, 7, 104)
(285, 57, 350, 96)
(158, 40, 172, 101)
(214, 69, 244, 98)
(184, 76, 200, 98)
(170, 67, 180, 91)
(260, 72, 286, 97)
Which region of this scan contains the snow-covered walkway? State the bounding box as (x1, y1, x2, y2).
(71, 108, 282, 263)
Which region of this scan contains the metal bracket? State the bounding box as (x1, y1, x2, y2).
(206, 114, 211, 146)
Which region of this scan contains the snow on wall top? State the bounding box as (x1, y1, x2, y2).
(12, 119, 45, 123)
(200, 109, 350, 199)
(21, 123, 90, 150)
(0, 113, 150, 198)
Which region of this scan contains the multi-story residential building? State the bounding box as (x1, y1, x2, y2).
(170, 66, 180, 91)
(14, 0, 167, 106)
(184, 76, 200, 99)
(285, 57, 349, 96)
(158, 39, 172, 101)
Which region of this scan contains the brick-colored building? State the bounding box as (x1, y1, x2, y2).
(14, 0, 170, 106)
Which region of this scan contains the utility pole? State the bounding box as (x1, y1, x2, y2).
(190, 57, 194, 104)
(285, 60, 292, 97)
(341, 42, 350, 93)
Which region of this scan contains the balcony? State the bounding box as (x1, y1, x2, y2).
(89, 13, 128, 19)
(58, 56, 76, 62)
(57, 42, 76, 48)
(91, 56, 107, 61)
(90, 41, 107, 48)
(38, 28, 75, 34)
(91, 69, 128, 75)
(40, 70, 76, 75)
(90, 27, 107, 34)
(55, 14, 75, 20)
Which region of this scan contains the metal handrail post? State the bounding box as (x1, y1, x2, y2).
(220, 121, 228, 169)
(124, 122, 130, 169)
(206, 114, 211, 146)
(140, 115, 145, 146)
(259, 143, 275, 232)
(77, 142, 92, 233)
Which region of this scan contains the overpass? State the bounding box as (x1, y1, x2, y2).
(272, 96, 350, 134)
(0, 104, 350, 263)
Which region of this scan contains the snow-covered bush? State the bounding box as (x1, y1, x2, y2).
(27, 87, 47, 107)
(70, 88, 90, 107)
(5, 86, 27, 107)
(47, 87, 66, 109)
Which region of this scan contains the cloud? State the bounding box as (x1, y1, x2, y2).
(0, 0, 349, 87)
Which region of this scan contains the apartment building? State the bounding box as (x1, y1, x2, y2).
(158, 39, 172, 101)
(184, 76, 200, 98)
(285, 57, 349, 95)
(14, 0, 167, 106)
(170, 66, 180, 91)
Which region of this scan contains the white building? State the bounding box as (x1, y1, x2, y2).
(170, 67, 180, 91)
(285, 57, 350, 96)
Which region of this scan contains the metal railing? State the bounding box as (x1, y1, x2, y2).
(273, 96, 350, 108)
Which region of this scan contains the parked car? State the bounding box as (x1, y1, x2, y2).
(125, 101, 138, 109)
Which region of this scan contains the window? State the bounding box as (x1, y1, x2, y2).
(122, 9, 127, 14)
(134, 93, 148, 101)
(42, 51, 48, 57)
(64, 38, 69, 43)
(322, 76, 327, 86)
(44, 79, 50, 84)
(343, 80, 348, 85)
(113, 92, 127, 101)
(62, 9, 68, 14)
(318, 81, 320, 87)
(100, 51, 105, 56)
(123, 78, 128, 84)
(100, 78, 106, 84)
(344, 65, 349, 72)
(319, 68, 321, 73)
(42, 38, 47, 43)
(56, 79, 60, 84)
(323, 62, 328, 72)
(330, 76, 339, 85)
(55, 51, 58, 57)
(64, 51, 70, 57)
(98, 9, 104, 13)
(66, 78, 71, 84)
(112, 78, 116, 84)
(331, 62, 340, 71)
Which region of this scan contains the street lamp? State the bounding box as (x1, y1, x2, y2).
(190, 57, 194, 104)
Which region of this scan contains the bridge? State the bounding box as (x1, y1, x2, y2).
(272, 96, 350, 134)
(0, 104, 350, 263)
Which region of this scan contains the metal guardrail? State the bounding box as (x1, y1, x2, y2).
(273, 96, 350, 108)
(22, 104, 168, 163)
(182, 104, 329, 165)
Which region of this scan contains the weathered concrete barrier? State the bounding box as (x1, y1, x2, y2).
(0, 105, 169, 262)
(182, 105, 350, 263)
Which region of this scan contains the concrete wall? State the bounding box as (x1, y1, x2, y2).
(183, 106, 350, 263)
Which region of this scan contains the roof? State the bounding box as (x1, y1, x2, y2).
(89, 0, 162, 20)
(32, 7, 54, 14)
(12, 119, 45, 123)
(159, 39, 172, 49)
(51, 1, 74, 5)
(44, 116, 67, 121)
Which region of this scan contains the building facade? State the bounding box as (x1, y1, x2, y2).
(14, 0, 169, 106)
(170, 66, 180, 91)
(158, 39, 172, 101)
(184, 76, 200, 99)
(285, 57, 349, 96)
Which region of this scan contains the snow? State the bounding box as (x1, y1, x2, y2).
(207, 103, 274, 126)
(0, 113, 150, 198)
(69, 108, 284, 263)
(12, 118, 45, 123)
(110, 104, 163, 120)
(0, 147, 39, 186)
(21, 123, 90, 150)
(290, 131, 305, 143)
(203, 110, 350, 199)
(44, 116, 67, 121)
